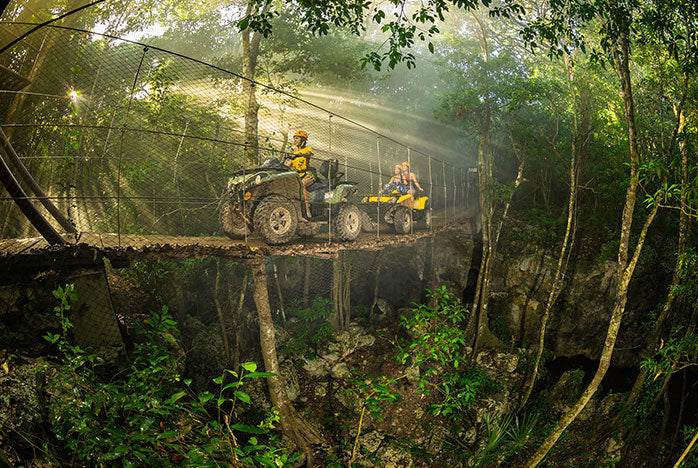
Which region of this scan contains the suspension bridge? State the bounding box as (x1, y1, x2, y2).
(0, 22, 477, 269)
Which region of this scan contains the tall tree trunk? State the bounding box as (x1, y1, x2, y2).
(519, 54, 581, 410)
(249, 256, 322, 465)
(332, 253, 344, 329)
(241, 1, 270, 164)
(525, 31, 657, 467)
(624, 83, 690, 408)
(469, 13, 507, 355)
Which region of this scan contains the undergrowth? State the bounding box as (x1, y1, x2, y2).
(43, 284, 297, 467)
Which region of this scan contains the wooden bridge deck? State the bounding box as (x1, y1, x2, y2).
(0, 215, 474, 270)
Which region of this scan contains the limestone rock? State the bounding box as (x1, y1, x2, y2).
(550, 369, 585, 410)
(303, 357, 330, 377)
(358, 430, 385, 453)
(0, 359, 46, 454)
(314, 382, 328, 398)
(335, 388, 361, 411)
(330, 362, 350, 379)
(374, 298, 395, 321)
(598, 393, 625, 417)
(374, 444, 413, 468)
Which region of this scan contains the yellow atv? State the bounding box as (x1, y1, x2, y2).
(360, 182, 432, 234)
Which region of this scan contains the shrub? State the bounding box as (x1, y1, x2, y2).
(44, 284, 297, 467)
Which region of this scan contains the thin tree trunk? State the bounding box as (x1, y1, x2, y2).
(232, 269, 248, 371)
(272, 261, 286, 322)
(303, 256, 311, 309)
(673, 428, 698, 468)
(241, 1, 270, 163)
(331, 253, 345, 329)
(519, 54, 581, 410)
(249, 256, 322, 466)
(214, 259, 231, 362)
(525, 32, 655, 466)
(343, 265, 351, 329)
(625, 87, 690, 409)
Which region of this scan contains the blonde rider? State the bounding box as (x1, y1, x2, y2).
(400, 161, 423, 207)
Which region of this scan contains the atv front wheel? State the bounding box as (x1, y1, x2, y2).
(254, 195, 298, 245)
(334, 204, 362, 241)
(360, 209, 376, 233)
(393, 206, 413, 234)
(219, 199, 250, 238)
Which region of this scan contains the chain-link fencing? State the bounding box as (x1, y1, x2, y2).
(0, 22, 475, 248)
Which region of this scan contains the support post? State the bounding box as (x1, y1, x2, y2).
(428, 156, 433, 231)
(407, 147, 413, 234)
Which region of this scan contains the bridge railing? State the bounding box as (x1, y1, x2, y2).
(0, 23, 476, 247)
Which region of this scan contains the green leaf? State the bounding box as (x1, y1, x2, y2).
(242, 371, 276, 379)
(241, 362, 257, 372)
(168, 391, 186, 404)
(230, 423, 266, 434)
(234, 391, 251, 404)
(253, 455, 277, 467)
(102, 444, 128, 461)
(223, 382, 242, 391)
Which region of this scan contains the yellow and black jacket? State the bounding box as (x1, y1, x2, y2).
(288, 146, 315, 180)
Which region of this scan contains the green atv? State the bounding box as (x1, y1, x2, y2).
(219, 158, 363, 245)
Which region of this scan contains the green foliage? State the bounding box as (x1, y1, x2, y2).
(674, 248, 698, 299)
(429, 367, 501, 419)
(678, 426, 698, 468)
(44, 285, 295, 467)
(121, 258, 177, 301)
(282, 297, 335, 356)
(399, 286, 468, 371)
(239, 0, 524, 70)
(346, 372, 402, 421)
(471, 412, 540, 466)
(398, 287, 499, 419)
(640, 326, 698, 384)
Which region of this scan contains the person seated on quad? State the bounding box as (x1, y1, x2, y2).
(384, 164, 406, 193)
(400, 161, 423, 207)
(285, 130, 315, 218)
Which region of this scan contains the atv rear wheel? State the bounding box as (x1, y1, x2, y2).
(334, 204, 362, 241)
(393, 206, 413, 234)
(254, 195, 298, 245)
(219, 199, 250, 238)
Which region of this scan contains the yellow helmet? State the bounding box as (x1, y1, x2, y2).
(294, 130, 308, 139)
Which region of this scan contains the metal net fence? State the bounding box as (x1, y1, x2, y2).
(0, 22, 475, 247)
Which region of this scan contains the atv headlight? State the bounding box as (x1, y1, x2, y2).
(254, 175, 262, 185)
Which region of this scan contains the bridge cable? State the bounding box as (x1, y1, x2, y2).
(0, 144, 65, 244)
(0, 127, 76, 234)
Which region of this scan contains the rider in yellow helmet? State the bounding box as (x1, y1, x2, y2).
(285, 130, 315, 218)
